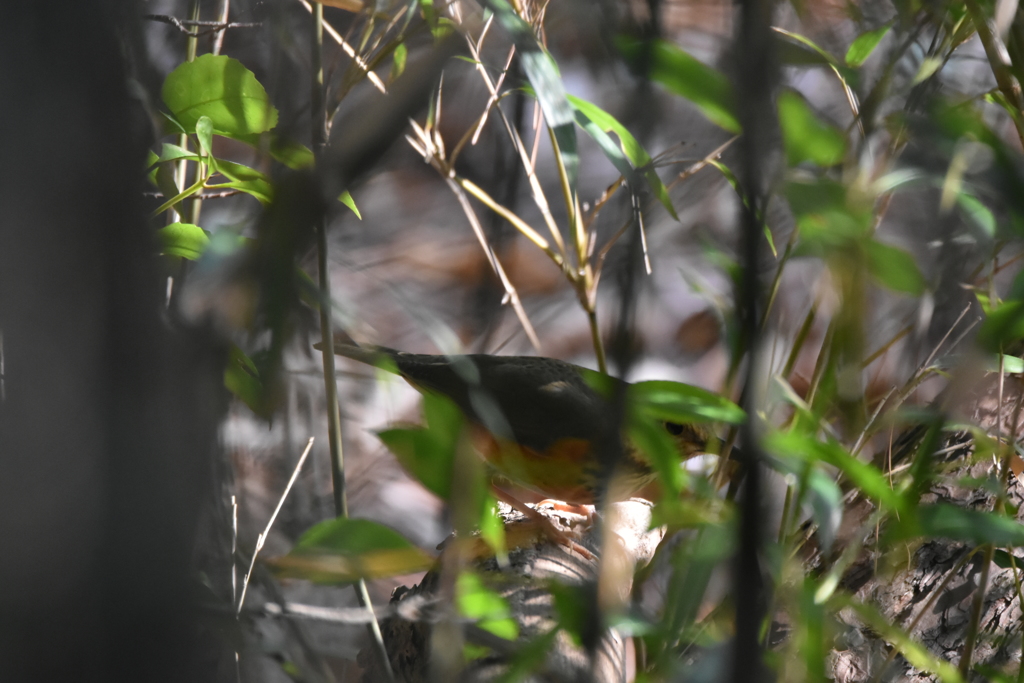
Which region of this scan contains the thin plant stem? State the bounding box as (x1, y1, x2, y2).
(311, 6, 394, 681)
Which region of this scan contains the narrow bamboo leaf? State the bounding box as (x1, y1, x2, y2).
(390, 42, 407, 82)
(765, 431, 905, 511)
(483, 0, 577, 188)
(568, 95, 678, 219)
(957, 192, 996, 236)
(272, 518, 432, 583)
(618, 36, 740, 133)
(157, 222, 209, 260)
(162, 54, 279, 136)
(839, 598, 965, 683)
(778, 90, 846, 167)
(893, 504, 1024, 546)
(339, 190, 362, 219)
(865, 239, 926, 295)
(845, 22, 893, 67)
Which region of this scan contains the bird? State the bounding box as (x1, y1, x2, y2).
(316, 336, 714, 507)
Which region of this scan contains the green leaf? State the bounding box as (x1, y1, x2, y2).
(224, 345, 263, 413)
(157, 222, 209, 260)
(865, 239, 926, 295)
(957, 192, 996, 236)
(765, 431, 905, 511)
(195, 115, 214, 158)
(233, 134, 315, 169)
(339, 190, 362, 219)
(390, 42, 407, 82)
(210, 158, 274, 204)
(483, 0, 578, 188)
(377, 391, 463, 500)
(618, 36, 739, 133)
(778, 90, 846, 167)
(845, 22, 893, 67)
(978, 300, 1024, 351)
(271, 518, 432, 583)
(895, 504, 1024, 546)
(628, 380, 746, 424)
(805, 468, 843, 552)
(457, 572, 519, 642)
(567, 95, 677, 220)
(162, 54, 279, 137)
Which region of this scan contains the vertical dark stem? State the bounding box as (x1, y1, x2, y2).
(732, 0, 776, 681)
(310, 6, 394, 681)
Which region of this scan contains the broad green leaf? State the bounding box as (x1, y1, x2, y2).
(224, 345, 262, 413)
(157, 222, 209, 260)
(628, 413, 690, 500)
(845, 22, 893, 67)
(894, 504, 1024, 546)
(339, 190, 362, 219)
(457, 572, 519, 644)
(628, 379, 746, 424)
(567, 95, 678, 219)
(211, 158, 274, 204)
(617, 36, 740, 133)
(162, 54, 279, 137)
(272, 518, 432, 583)
(778, 90, 846, 167)
(550, 582, 593, 646)
(978, 300, 1024, 351)
(377, 391, 463, 500)
(483, 0, 578, 188)
(865, 239, 926, 295)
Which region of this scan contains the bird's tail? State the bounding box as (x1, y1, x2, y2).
(312, 331, 398, 369)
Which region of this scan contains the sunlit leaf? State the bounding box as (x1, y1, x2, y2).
(617, 36, 740, 133)
(162, 54, 279, 137)
(629, 379, 746, 424)
(457, 572, 519, 642)
(865, 239, 926, 295)
(778, 90, 846, 167)
(567, 95, 677, 219)
(271, 518, 432, 583)
(390, 42, 407, 82)
(339, 190, 362, 219)
(196, 115, 214, 158)
(845, 22, 893, 67)
(157, 222, 209, 260)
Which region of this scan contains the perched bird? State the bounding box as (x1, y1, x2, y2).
(317, 338, 714, 506)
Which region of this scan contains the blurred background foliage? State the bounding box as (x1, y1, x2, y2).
(135, 0, 1024, 680)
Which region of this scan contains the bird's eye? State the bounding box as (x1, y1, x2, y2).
(664, 421, 686, 436)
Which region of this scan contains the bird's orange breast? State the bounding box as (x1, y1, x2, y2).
(469, 426, 597, 504)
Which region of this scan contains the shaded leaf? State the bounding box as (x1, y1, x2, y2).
(224, 345, 263, 413)
(628, 379, 746, 424)
(457, 572, 519, 643)
(894, 504, 1024, 546)
(865, 239, 926, 295)
(377, 391, 463, 500)
(617, 35, 740, 133)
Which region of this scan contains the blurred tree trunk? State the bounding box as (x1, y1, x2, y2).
(0, 4, 224, 682)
